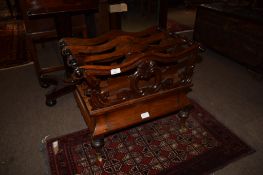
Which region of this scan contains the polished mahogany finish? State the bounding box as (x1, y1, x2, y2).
(59, 28, 199, 150)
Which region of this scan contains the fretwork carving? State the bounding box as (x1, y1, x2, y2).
(62, 28, 200, 110)
(86, 58, 195, 110)
(130, 60, 162, 96)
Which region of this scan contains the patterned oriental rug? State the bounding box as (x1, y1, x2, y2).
(46, 101, 254, 175)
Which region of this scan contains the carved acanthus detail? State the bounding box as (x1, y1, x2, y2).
(89, 90, 110, 109)
(130, 60, 162, 96)
(84, 74, 110, 109)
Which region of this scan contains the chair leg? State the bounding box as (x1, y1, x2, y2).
(5, 0, 14, 18)
(45, 84, 76, 106)
(39, 75, 58, 88)
(91, 137, 105, 162)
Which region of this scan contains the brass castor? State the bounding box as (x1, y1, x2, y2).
(91, 138, 104, 162)
(178, 108, 190, 133)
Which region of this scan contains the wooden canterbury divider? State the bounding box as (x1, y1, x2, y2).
(55, 27, 200, 160)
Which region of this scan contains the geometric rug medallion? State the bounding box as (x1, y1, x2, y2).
(46, 101, 254, 175)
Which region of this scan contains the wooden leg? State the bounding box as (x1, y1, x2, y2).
(26, 36, 47, 88)
(198, 44, 206, 52)
(91, 137, 104, 162)
(45, 84, 76, 107)
(5, 0, 14, 18)
(178, 107, 191, 133)
(39, 75, 58, 88)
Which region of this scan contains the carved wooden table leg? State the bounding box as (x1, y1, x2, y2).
(91, 137, 105, 162)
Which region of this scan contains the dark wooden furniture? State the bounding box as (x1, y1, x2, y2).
(5, 0, 14, 17)
(20, 0, 122, 90)
(194, 3, 263, 73)
(43, 0, 169, 106)
(21, 0, 98, 87)
(184, 0, 262, 8)
(20, 0, 98, 88)
(60, 28, 199, 155)
(51, 0, 199, 159)
(21, 0, 133, 107)
(184, 0, 218, 6)
(5, 0, 20, 18)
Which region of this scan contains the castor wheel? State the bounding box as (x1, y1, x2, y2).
(91, 138, 105, 162)
(198, 45, 206, 52)
(40, 80, 50, 88)
(46, 99, 57, 107)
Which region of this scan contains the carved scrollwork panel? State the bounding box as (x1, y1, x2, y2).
(89, 90, 110, 110)
(130, 60, 162, 96)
